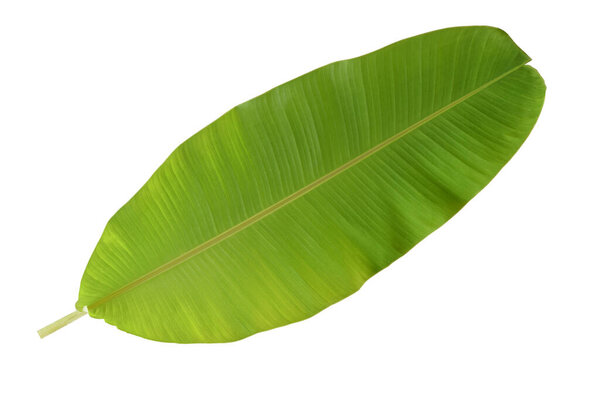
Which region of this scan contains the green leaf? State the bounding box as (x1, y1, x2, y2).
(48, 26, 546, 343)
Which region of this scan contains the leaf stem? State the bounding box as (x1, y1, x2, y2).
(38, 310, 87, 338)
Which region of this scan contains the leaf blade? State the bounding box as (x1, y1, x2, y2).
(77, 26, 545, 342)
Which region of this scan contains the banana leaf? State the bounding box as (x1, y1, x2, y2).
(39, 26, 546, 343)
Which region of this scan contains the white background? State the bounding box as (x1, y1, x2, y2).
(1, 1, 598, 399)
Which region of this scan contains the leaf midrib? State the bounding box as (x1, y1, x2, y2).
(87, 61, 529, 310)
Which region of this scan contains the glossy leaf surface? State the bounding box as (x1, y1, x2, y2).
(76, 26, 545, 342)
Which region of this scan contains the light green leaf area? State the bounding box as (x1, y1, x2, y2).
(76, 26, 545, 343)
